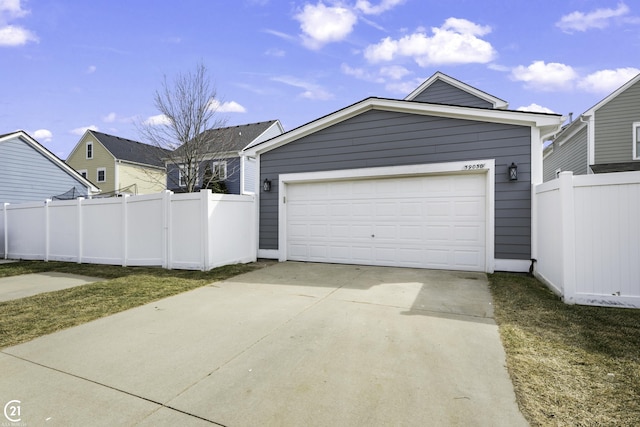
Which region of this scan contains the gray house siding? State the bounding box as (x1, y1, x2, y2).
(167, 157, 241, 194)
(543, 126, 588, 182)
(0, 135, 89, 204)
(260, 109, 532, 261)
(594, 79, 640, 164)
(412, 80, 494, 109)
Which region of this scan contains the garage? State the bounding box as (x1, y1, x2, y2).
(284, 172, 487, 272)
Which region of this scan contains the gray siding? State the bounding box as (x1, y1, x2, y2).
(412, 80, 493, 108)
(543, 126, 588, 182)
(594, 79, 640, 164)
(167, 157, 242, 194)
(260, 109, 532, 261)
(0, 136, 89, 204)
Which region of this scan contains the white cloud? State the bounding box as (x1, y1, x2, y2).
(0, 0, 37, 47)
(87, 65, 97, 74)
(364, 18, 495, 66)
(0, 0, 29, 18)
(340, 63, 383, 83)
(103, 112, 117, 123)
(144, 115, 171, 126)
(263, 29, 297, 42)
(208, 99, 247, 113)
(385, 78, 425, 95)
(71, 125, 98, 136)
(578, 67, 640, 93)
(0, 24, 37, 46)
(379, 65, 410, 80)
(355, 0, 405, 15)
(511, 61, 578, 91)
(271, 75, 333, 100)
(556, 2, 630, 32)
(517, 104, 556, 114)
(295, 2, 358, 49)
(32, 129, 53, 142)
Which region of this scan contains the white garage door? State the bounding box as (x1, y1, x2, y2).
(286, 173, 486, 271)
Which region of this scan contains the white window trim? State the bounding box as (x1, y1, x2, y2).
(78, 169, 88, 179)
(633, 122, 640, 160)
(97, 167, 106, 183)
(86, 142, 93, 159)
(212, 160, 227, 180)
(178, 165, 187, 187)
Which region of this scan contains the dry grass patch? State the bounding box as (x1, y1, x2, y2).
(0, 261, 269, 349)
(489, 273, 640, 426)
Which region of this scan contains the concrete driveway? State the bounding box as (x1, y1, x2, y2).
(0, 262, 526, 426)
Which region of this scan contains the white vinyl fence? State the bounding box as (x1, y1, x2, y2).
(534, 171, 640, 308)
(1, 190, 256, 271)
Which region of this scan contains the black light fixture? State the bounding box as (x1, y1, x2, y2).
(262, 178, 272, 192)
(508, 163, 518, 181)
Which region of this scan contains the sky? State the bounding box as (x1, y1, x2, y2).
(1, 0, 640, 159)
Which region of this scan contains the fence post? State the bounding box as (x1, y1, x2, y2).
(44, 199, 51, 262)
(559, 171, 577, 304)
(201, 190, 211, 271)
(77, 197, 84, 264)
(121, 195, 129, 267)
(2, 203, 8, 259)
(162, 190, 172, 269)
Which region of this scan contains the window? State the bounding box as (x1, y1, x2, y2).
(97, 168, 106, 182)
(86, 142, 93, 159)
(178, 165, 187, 187)
(634, 122, 640, 160)
(212, 161, 227, 180)
(78, 169, 87, 179)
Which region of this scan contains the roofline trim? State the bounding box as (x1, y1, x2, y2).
(404, 71, 509, 109)
(243, 98, 563, 156)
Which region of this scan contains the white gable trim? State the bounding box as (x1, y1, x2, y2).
(0, 131, 100, 193)
(244, 98, 563, 157)
(584, 72, 640, 116)
(404, 72, 509, 109)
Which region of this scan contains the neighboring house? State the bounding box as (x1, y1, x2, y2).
(66, 130, 168, 195)
(543, 72, 640, 181)
(243, 72, 564, 273)
(0, 130, 99, 204)
(167, 120, 283, 194)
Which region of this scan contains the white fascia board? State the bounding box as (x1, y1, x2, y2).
(405, 72, 509, 109)
(245, 98, 563, 157)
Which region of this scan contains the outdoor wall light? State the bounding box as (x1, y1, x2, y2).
(508, 163, 518, 181)
(263, 178, 272, 192)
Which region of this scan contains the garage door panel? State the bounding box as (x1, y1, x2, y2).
(286, 173, 486, 272)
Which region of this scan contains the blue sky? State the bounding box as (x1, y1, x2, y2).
(2, 0, 639, 158)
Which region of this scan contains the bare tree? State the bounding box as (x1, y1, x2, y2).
(138, 63, 232, 193)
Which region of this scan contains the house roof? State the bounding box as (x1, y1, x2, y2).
(89, 131, 169, 168)
(243, 97, 563, 157)
(172, 120, 281, 157)
(405, 71, 509, 109)
(548, 72, 640, 147)
(1, 130, 100, 193)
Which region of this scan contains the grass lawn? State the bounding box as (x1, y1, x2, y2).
(489, 273, 640, 427)
(0, 260, 267, 349)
